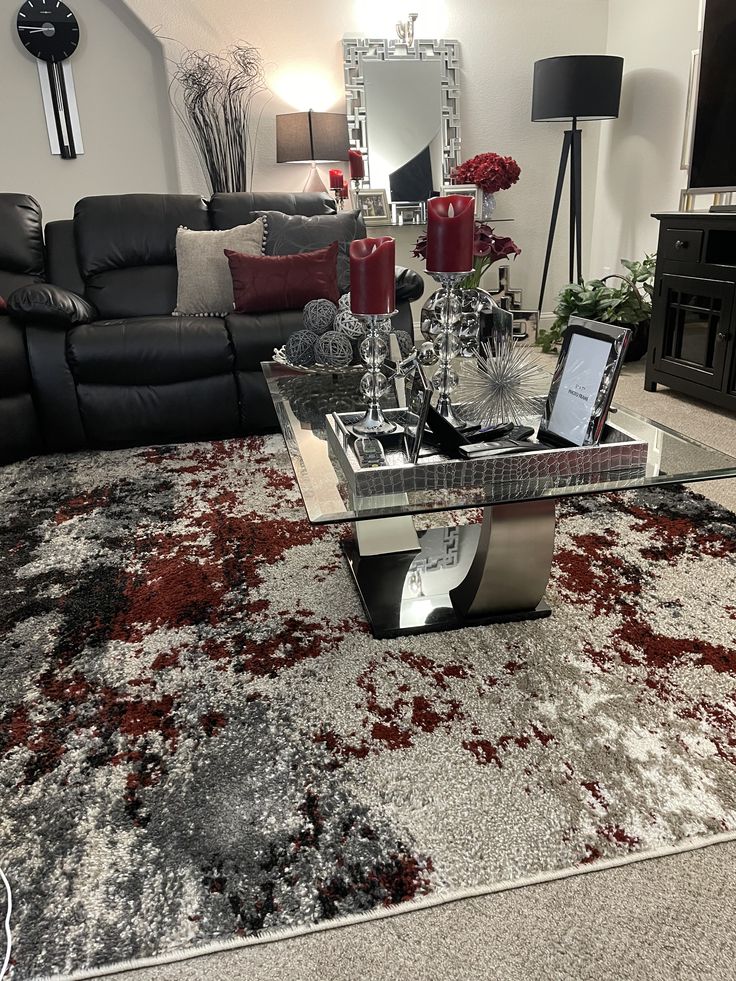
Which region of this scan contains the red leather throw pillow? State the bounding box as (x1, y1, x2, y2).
(0, 296, 7, 314)
(225, 241, 340, 313)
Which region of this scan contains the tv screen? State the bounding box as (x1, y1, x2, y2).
(690, 0, 736, 191)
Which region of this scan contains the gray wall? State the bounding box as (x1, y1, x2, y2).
(0, 0, 179, 222)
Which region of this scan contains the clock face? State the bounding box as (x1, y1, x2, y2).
(17, 1, 79, 63)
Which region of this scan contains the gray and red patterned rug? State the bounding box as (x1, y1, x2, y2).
(2, 435, 736, 980)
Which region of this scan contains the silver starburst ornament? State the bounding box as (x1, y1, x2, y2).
(458, 336, 547, 425)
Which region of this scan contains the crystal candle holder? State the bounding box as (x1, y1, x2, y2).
(427, 270, 473, 428)
(351, 311, 397, 436)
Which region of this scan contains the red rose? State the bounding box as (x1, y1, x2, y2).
(451, 152, 521, 194)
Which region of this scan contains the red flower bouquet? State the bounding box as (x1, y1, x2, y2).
(451, 152, 521, 194)
(413, 222, 521, 289)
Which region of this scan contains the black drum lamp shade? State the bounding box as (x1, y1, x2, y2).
(276, 111, 350, 163)
(532, 55, 624, 122)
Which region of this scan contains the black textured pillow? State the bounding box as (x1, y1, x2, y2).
(256, 210, 366, 295)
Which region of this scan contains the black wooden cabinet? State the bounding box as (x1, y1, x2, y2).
(646, 212, 736, 411)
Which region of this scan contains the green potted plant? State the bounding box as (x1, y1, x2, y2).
(538, 254, 656, 361)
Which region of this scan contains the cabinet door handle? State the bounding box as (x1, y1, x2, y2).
(675, 239, 688, 249)
(717, 331, 730, 342)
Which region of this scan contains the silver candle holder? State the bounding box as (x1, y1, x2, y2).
(352, 311, 397, 436)
(428, 270, 473, 428)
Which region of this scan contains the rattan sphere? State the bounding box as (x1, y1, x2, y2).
(315, 330, 353, 368)
(335, 309, 365, 340)
(285, 329, 318, 367)
(393, 330, 414, 358)
(338, 292, 351, 311)
(303, 298, 337, 335)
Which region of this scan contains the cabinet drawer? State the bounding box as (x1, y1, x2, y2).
(660, 227, 703, 262)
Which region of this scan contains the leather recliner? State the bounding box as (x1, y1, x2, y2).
(0, 194, 45, 462)
(4, 191, 424, 459)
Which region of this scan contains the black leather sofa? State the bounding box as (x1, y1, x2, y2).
(1, 191, 423, 462)
(0, 194, 45, 462)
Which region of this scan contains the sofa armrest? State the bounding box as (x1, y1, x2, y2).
(7, 283, 97, 327)
(395, 266, 424, 305)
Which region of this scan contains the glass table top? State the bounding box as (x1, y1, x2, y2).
(262, 361, 736, 525)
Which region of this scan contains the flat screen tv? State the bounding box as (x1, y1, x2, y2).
(689, 0, 736, 192)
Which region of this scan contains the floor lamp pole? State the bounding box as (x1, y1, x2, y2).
(538, 116, 583, 312)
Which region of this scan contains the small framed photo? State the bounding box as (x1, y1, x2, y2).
(355, 188, 390, 224)
(442, 184, 488, 219)
(538, 317, 631, 448)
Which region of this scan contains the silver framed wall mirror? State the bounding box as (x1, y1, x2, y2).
(343, 37, 461, 219)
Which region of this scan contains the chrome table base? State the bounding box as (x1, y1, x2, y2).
(343, 500, 556, 638)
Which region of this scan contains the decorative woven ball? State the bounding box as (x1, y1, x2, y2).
(303, 298, 337, 335)
(315, 330, 353, 369)
(285, 329, 319, 367)
(335, 309, 365, 340)
(338, 292, 351, 312)
(393, 330, 414, 358)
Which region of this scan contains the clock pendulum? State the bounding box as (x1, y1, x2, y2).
(17, 0, 83, 160)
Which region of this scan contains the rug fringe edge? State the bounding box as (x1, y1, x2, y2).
(37, 828, 736, 981)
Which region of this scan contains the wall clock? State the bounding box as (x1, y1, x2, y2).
(17, 1, 84, 159)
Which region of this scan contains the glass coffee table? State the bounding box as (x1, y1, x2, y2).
(263, 361, 736, 639)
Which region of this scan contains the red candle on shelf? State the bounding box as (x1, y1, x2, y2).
(349, 148, 365, 181)
(350, 237, 396, 316)
(426, 195, 475, 273)
(329, 168, 343, 189)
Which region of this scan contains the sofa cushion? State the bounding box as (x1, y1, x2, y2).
(67, 317, 234, 386)
(226, 243, 340, 313)
(209, 192, 336, 231)
(0, 319, 33, 395)
(174, 221, 265, 317)
(74, 194, 211, 319)
(227, 311, 304, 371)
(0, 194, 45, 280)
(257, 209, 366, 295)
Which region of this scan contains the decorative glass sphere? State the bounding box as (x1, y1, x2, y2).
(335, 310, 365, 339)
(303, 298, 337, 335)
(315, 330, 353, 368)
(359, 334, 388, 368)
(285, 329, 318, 367)
(360, 370, 389, 400)
(338, 292, 351, 312)
(420, 287, 461, 341)
(431, 365, 459, 393)
(417, 341, 439, 367)
(393, 330, 414, 358)
(434, 332, 462, 361)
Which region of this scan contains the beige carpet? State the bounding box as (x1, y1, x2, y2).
(90, 364, 736, 981)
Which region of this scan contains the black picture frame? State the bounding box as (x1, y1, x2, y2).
(538, 317, 631, 448)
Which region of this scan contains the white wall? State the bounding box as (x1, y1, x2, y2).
(589, 0, 701, 280)
(0, 0, 179, 222)
(123, 0, 611, 308)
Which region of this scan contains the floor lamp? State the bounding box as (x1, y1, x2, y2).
(532, 55, 624, 312)
(276, 110, 350, 193)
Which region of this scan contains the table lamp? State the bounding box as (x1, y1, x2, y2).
(276, 110, 350, 192)
(532, 55, 624, 310)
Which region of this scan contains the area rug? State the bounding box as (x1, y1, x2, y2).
(1, 435, 736, 980)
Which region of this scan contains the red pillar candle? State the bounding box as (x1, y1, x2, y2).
(349, 148, 365, 181)
(425, 195, 475, 273)
(329, 168, 343, 189)
(350, 237, 396, 316)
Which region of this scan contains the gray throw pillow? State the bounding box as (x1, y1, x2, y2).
(174, 220, 265, 317)
(256, 210, 366, 295)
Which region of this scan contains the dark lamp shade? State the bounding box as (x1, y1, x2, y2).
(532, 55, 624, 122)
(276, 111, 350, 163)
